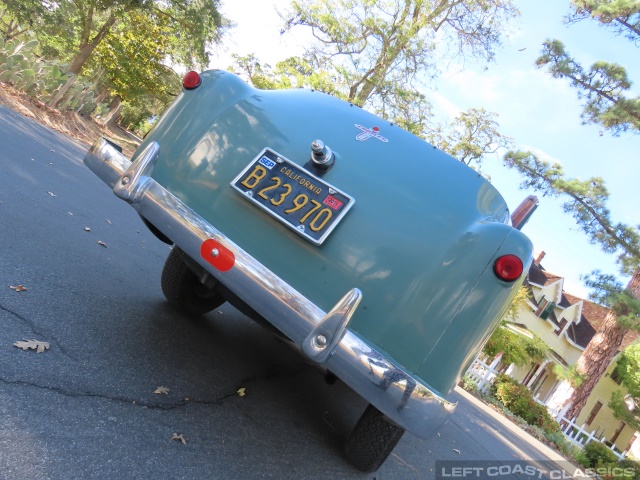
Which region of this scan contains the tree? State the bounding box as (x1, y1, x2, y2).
(481, 286, 550, 368)
(1, 0, 226, 107)
(282, 0, 518, 105)
(615, 341, 640, 400)
(482, 325, 549, 368)
(279, 0, 518, 119)
(230, 1, 517, 170)
(0, 1, 42, 40)
(536, 39, 640, 135)
(88, 9, 181, 125)
(427, 108, 513, 169)
(503, 149, 640, 421)
(504, 0, 640, 422)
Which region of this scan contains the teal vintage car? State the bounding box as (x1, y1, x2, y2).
(84, 70, 534, 472)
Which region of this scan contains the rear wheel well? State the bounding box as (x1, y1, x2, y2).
(140, 216, 173, 245)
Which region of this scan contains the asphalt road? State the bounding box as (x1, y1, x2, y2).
(0, 105, 569, 480)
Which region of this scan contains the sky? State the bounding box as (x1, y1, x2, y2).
(208, 0, 639, 298)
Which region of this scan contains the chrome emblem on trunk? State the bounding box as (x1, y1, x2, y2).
(355, 124, 389, 143)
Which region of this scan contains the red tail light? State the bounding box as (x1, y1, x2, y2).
(182, 71, 201, 90)
(493, 255, 523, 282)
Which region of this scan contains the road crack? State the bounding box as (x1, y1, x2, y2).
(0, 302, 78, 362)
(0, 363, 306, 411)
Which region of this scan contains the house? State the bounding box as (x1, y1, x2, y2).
(473, 251, 639, 458)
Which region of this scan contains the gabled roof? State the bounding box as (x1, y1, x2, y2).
(528, 264, 639, 350)
(527, 263, 563, 287)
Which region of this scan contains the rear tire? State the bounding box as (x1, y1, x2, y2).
(344, 404, 405, 473)
(161, 247, 225, 316)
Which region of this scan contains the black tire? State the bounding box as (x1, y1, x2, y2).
(161, 247, 225, 316)
(344, 404, 405, 473)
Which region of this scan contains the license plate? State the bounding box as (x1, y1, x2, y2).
(231, 148, 355, 245)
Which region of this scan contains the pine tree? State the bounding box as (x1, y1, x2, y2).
(505, 0, 640, 421)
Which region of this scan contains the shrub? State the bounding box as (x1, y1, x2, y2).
(618, 459, 640, 480)
(490, 374, 561, 434)
(582, 441, 619, 468)
(460, 374, 479, 394)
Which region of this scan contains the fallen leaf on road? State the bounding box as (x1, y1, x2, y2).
(9, 285, 27, 292)
(172, 433, 187, 445)
(47, 191, 57, 197)
(97, 240, 108, 248)
(154, 386, 169, 395)
(84, 227, 91, 232)
(453, 449, 461, 455)
(13, 339, 49, 353)
(237, 387, 246, 397)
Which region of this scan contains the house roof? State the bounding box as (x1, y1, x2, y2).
(528, 264, 639, 350)
(527, 263, 563, 287)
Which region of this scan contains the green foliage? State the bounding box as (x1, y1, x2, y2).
(426, 108, 513, 168)
(1, 0, 225, 123)
(230, 0, 519, 154)
(615, 342, 640, 398)
(483, 322, 549, 367)
(608, 390, 640, 431)
(503, 150, 640, 276)
(574, 446, 591, 468)
(619, 459, 640, 480)
(282, 0, 519, 105)
(521, 7, 640, 408)
(0, 37, 100, 113)
(159, 0, 227, 69)
(460, 374, 479, 395)
(490, 374, 561, 434)
(553, 364, 585, 388)
(228, 53, 345, 98)
(566, 0, 640, 44)
(582, 440, 620, 468)
(536, 39, 640, 135)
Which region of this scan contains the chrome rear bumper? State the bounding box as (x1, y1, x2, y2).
(84, 137, 456, 438)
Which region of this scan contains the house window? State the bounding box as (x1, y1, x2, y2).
(535, 298, 556, 320)
(610, 421, 626, 444)
(554, 318, 568, 336)
(585, 401, 603, 426)
(610, 368, 623, 385)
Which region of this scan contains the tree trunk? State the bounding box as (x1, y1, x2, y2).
(68, 12, 118, 75)
(101, 96, 122, 127)
(47, 13, 117, 108)
(565, 268, 640, 420)
(47, 75, 77, 109)
(89, 86, 110, 115)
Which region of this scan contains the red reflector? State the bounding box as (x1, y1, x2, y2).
(183, 71, 201, 90)
(200, 239, 235, 272)
(493, 255, 523, 282)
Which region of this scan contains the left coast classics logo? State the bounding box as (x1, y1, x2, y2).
(355, 124, 389, 143)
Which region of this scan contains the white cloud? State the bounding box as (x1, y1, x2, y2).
(518, 145, 563, 166)
(430, 92, 461, 120)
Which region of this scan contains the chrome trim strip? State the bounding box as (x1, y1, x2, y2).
(113, 141, 160, 203)
(84, 138, 456, 439)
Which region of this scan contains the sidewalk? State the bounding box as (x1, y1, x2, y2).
(455, 386, 571, 466)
